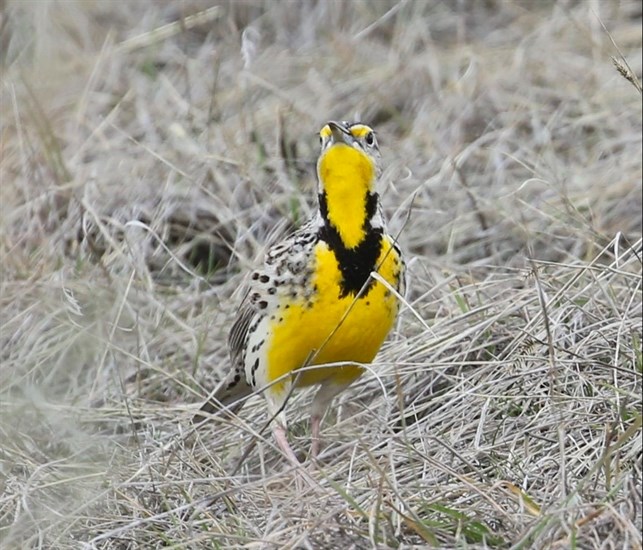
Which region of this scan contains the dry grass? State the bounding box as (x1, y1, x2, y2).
(1, 1, 641, 548)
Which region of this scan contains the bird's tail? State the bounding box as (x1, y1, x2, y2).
(192, 377, 253, 425)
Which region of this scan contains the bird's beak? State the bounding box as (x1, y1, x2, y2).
(327, 121, 352, 145)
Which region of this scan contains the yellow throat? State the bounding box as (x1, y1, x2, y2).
(317, 141, 376, 250)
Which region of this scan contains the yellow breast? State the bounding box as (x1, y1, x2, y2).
(266, 236, 402, 390)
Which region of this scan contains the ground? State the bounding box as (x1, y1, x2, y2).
(1, 1, 641, 548)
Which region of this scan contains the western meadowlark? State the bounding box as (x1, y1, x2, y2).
(194, 121, 405, 463)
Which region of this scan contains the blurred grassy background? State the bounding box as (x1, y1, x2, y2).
(1, 1, 641, 548)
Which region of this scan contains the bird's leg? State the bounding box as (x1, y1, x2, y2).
(271, 411, 323, 493)
(265, 387, 303, 466)
(310, 377, 357, 460)
(310, 413, 322, 459)
(272, 421, 301, 466)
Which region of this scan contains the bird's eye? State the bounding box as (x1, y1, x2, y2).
(319, 135, 324, 146)
(365, 132, 375, 146)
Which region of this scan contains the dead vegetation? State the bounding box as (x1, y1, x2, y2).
(1, 1, 641, 548)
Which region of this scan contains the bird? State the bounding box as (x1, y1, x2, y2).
(194, 120, 405, 464)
